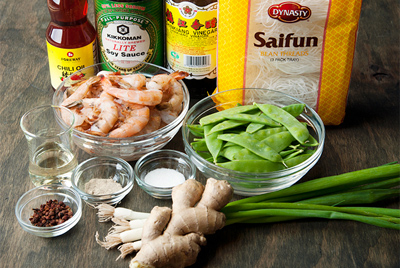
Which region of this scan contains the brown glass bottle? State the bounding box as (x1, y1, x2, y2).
(165, 0, 217, 99)
(46, 0, 97, 90)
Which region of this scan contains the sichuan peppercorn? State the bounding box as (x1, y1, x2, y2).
(29, 199, 73, 227)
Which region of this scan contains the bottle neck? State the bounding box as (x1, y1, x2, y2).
(47, 0, 88, 24)
(49, 16, 88, 26)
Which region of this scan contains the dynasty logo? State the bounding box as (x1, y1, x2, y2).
(268, 2, 311, 23)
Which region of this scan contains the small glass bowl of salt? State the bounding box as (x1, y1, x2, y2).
(71, 156, 134, 207)
(134, 150, 196, 199)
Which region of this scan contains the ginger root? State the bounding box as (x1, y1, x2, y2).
(130, 178, 233, 268)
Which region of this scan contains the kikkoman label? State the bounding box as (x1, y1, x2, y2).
(94, 0, 164, 73)
(165, 0, 218, 80)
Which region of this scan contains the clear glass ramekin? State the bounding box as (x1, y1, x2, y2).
(71, 156, 134, 207)
(15, 184, 82, 237)
(134, 150, 196, 199)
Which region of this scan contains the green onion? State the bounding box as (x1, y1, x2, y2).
(225, 208, 399, 230)
(223, 164, 400, 229)
(225, 164, 400, 207)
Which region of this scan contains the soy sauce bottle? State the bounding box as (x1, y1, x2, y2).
(93, 0, 164, 73)
(165, 0, 218, 99)
(46, 0, 97, 90)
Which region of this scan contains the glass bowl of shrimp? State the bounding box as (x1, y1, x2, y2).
(182, 88, 325, 196)
(52, 61, 190, 161)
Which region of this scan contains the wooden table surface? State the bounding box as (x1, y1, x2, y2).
(1, 0, 399, 267)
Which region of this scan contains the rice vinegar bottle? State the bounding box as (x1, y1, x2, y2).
(165, 0, 218, 99)
(46, 0, 97, 90)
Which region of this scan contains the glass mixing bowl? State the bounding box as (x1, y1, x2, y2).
(182, 88, 325, 196)
(52, 61, 190, 161)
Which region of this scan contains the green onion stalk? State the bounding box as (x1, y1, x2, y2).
(222, 164, 400, 230)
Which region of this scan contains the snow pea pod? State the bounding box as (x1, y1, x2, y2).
(284, 154, 312, 168)
(220, 145, 244, 161)
(218, 132, 282, 162)
(208, 119, 248, 135)
(256, 103, 309, 143)
(300, 134, 319, 147)
(280, 148, 299, 157)
(260, 131, 296, 152)
(196, 151, 212, 160)
(224, 113, 281, 127)
(204, 124, 224, 163)
(279, 144, 303, 157)
(283, 149, 305, 160)
(187, 124, 204, 137)
(217, 160, 285, 173)
(246, 122, 265, 134)
(251, 127, 287, 141)
(191, 139, 208, 151)
(223, 141, 238, 148)
(233, 148, 264, 161)
(282, 103, 306, 117)
(199, 104, 259, 126)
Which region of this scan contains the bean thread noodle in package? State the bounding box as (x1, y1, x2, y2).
(215, 0, 363, 125)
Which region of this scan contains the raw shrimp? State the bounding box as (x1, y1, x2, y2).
(86, 92, 119, 136)
(157, 81, 184, 113)
(100, 72, 147, 90)
(147, 71, 188, 102)
(102, 77, 163, 106)
(151, 71, 188, 124)
(61, 70, 187, 137)
(97, 71, 116, 77)
(136, 108, 162, 135)
(120, 74, 147, 89)
(159, 109, 180, 125)
(108, 104, 150, 138)
(61, 76, 101, 107)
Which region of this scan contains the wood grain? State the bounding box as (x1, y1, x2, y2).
(0, 0, 398, 267)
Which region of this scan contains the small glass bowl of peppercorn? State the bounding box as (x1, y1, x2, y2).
(15, 184, 82, 238)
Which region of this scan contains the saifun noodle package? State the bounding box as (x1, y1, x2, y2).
(215, 0, 363, 125)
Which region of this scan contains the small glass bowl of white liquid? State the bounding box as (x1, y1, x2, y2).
(134, 150, 197, 199)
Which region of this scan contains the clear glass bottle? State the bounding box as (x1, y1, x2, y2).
(165, 0, 217, 99)
(46, 0, 97, 90)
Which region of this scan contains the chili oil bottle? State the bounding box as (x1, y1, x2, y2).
(165, 0, 217, 98)
(46, 0, 97, 90)
(94, 0, 164, 73)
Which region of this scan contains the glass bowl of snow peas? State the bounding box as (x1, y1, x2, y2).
(182, 88, 325, 196)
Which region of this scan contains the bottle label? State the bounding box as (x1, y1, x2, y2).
(94, 0, 164, 73)
(47, 41, 96, 89)
(165, 0, 217, 80)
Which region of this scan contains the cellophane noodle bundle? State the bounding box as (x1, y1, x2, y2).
(216, 0, 363, 125)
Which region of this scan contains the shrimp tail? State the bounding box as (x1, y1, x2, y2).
(170, 71, 189, 81)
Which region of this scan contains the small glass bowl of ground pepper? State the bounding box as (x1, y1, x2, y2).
(15, 184, 82, 237)
(71, 156, 134, 207)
